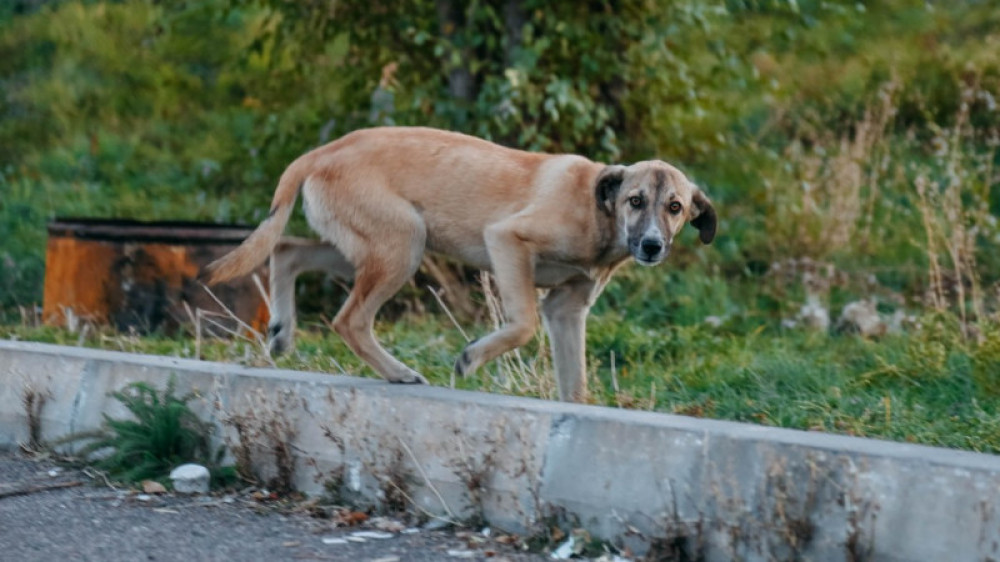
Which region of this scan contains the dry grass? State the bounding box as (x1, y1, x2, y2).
(431, 273, 555, 399)
(913, 79, 998, 336)
(770, 82, 898, 261)
(478, 274, 555, 400)
(19, 382, 50, 453)
(219, 387, 299, 493)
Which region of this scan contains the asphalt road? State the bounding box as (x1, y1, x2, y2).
(0, 451, 548, 562)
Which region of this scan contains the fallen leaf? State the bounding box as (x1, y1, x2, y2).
(335, 510, 369, 526)
(494, 534, 518, 545)
(142, 480, 167, 494)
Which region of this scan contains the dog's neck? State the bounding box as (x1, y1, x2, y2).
(592, 209, 631, 267)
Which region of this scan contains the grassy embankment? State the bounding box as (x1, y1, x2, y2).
(2, 2, 999, 453)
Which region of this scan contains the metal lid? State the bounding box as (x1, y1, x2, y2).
(47, 218, 254, 245)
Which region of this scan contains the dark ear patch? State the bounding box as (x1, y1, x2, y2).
(690, 189, 717, 244)
(595, 165, 626, 215)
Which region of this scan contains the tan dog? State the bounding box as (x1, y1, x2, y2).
(205, 126, 716, 402)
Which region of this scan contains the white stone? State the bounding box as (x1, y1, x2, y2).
(797, 294, 830, 332)
(837, 299, 886, 337)
(169, 463, 210, 494)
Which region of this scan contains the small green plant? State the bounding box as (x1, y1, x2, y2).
(77, 376, 232, 486)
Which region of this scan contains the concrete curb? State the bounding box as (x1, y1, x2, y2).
(2, 340, 999, 561)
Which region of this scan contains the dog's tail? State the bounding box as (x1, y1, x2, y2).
(202, 163, 307, 285)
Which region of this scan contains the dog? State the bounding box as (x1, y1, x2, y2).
(204, 126, 716, 402)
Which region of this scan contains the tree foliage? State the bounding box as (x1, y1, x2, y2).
(228, 0, 771, 161)
(1, 0, 998, 315)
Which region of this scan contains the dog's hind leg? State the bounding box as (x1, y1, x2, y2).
(268, 238, 355, 356)
(328, 218, 429, 384)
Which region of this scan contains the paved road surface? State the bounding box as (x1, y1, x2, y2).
(0, 452, 548, 562)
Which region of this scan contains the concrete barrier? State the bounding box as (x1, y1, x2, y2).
(2, 340, 999, 561)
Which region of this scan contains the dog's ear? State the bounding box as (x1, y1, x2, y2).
(690, 189, 717, 244)
(595, 165, 626, 215)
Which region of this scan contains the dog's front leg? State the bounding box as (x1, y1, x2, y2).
(455, 222, 539, 377)
(540, 280, 598, 402)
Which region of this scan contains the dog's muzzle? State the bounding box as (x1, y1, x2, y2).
(634, 237, 669, 266)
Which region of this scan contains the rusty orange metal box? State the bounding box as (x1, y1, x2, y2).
(42, 218, 268, 334)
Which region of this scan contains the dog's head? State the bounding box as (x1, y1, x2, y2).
(595, 161, 716, 266)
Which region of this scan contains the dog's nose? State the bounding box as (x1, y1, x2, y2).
(640, 238, 663, 256)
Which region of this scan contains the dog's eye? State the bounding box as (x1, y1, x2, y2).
(629, 196, 643, 208)
(668, 201, 682, 215)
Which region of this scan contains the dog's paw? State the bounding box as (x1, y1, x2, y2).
(454, 349, 472, 377)
(388, 369, 428, 385)
(267, 323, 292, 357)
(454, 338, 481, 377)
(407, 372, 430, 385)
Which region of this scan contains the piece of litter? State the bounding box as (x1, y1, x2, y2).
(551, 536, 576, 559)
(370, 516, 406, 532)
(48, 469, 62, 477)
(462, 534, 487, 545)
(423, 518, 452, 531)
(152, 508, 179, 514)
(321, 537, 348, 545)
(481, 526, 491, 537)
(136, 494, 153, 502)
(346, 536, 367, 543)
(352, 530, 394, 540)
(446, 550, 476, 558)
(401, 528, 420, 534)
